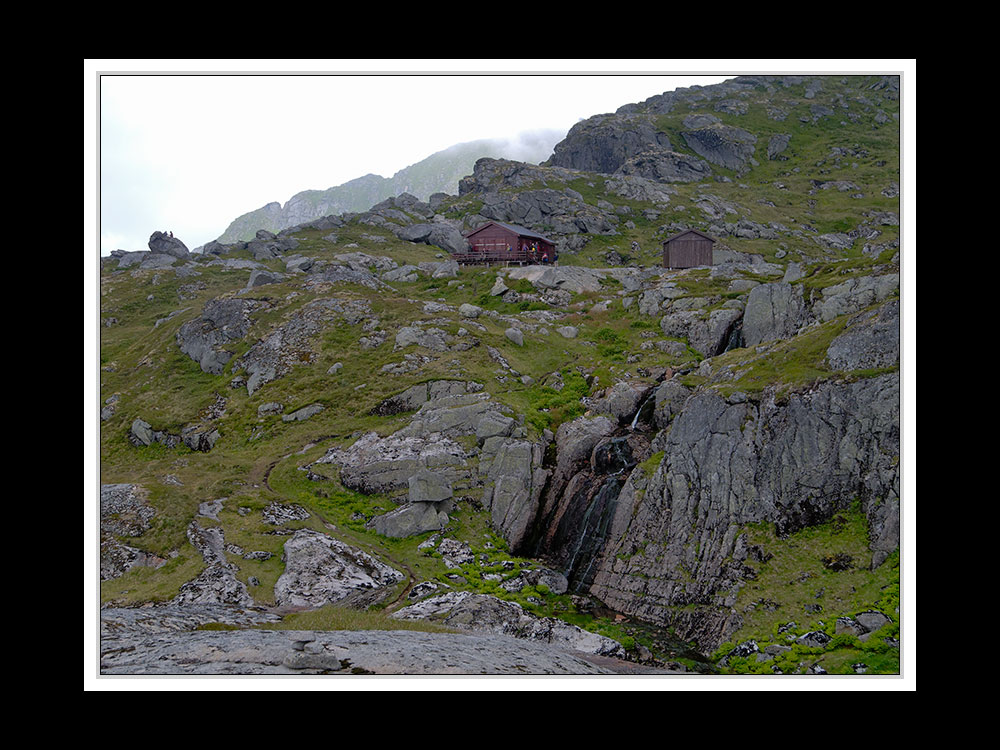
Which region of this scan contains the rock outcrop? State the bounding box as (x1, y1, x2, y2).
(680, 116, 758, 171)
(313, 380, 548, 548)
(100, 484, 165, 580)
(237, 297, 372, 394)
(393, 591, 626, 658)
(174, 518, 253, 607)
(148, 231, 189, 258)
(176, 297, 260, 375)
(586, 372, 900, 651)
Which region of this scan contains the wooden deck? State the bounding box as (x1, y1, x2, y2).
(452, 250, 552, 266)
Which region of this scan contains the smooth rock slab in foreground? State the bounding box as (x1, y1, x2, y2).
(100, 628, 618, 675)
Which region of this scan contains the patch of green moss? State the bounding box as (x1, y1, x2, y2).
(638, 451, 664, 479)
(716, 507, 900, 674)
(519, 368, 590, 433)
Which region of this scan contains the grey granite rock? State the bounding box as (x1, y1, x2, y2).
(273, 529, 404, 608)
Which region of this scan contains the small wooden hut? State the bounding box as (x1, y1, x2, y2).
(457, 221, 557, 265)
(662, 229, 716, 269)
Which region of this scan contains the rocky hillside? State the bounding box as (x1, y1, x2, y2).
(98, 75, 903, 677)
(216, 132, 564, 244)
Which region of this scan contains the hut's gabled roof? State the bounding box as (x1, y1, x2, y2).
(663, 228, 717, 244)
(465, 221, 556, 244)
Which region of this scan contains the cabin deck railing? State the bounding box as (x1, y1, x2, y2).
(451, 250, 554, 266)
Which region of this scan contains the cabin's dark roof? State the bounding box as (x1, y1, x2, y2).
(465, 221, 555, 244)
(663, 228, 717, 244)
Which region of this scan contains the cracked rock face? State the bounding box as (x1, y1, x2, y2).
(826, 299, 899, 370)
(547, 114, 673, 175)
(742, 281, 808, 347)
(586, 373, 900, 652)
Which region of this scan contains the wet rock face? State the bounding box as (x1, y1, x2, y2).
(591, 435, 636, 475)
(526, 414, 652, 592)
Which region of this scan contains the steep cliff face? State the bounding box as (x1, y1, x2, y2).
(586, 371, 899, 651)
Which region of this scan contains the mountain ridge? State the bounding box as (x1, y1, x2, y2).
(216, 130, 565, 243)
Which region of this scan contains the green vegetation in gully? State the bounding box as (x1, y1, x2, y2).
(713, 504, 900, 675)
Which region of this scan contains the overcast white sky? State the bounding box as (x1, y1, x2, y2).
(93, 66, 736, 255)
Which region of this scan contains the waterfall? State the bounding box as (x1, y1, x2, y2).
(629, 389, 658, 431)
(532, 430, 652, 593)
(724, 322, 745, 352)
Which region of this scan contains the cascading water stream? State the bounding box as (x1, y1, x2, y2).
(629, 389, 658, 431)
(531, 390, 659, 593)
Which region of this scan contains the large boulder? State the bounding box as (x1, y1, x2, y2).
(398, 223, 469, 255)
(506, 265, 607, 295)
(148, 231, 190, 258)
(480, 437, 548, 552)
(408, 469, 453, 503)
(273, 529, 404, 608)
(317, 431, 468, 496)
(370, 502, 450, 538)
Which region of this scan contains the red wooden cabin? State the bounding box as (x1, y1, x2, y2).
(455, 221, 558, 265)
